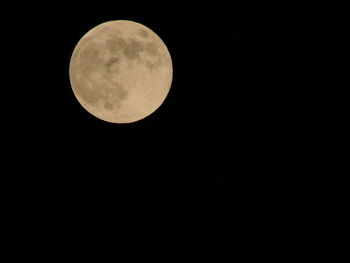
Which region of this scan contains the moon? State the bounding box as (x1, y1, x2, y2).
(69, 20, 173, 123)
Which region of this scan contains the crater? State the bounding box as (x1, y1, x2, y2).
(104, 102, 114, 110)
(106, 57, 119, 66)
(123, 39, 144, 60)
(100, 81, 129, 103)
(145, 60, 155, 70)
(137, 29, 148, 38)
(80, 44, 103, 67)
(73, 79, 102, 105)
(73, 72, 129, 108)
(144, 58, 162, 71)
(78, 43, 105, 78)
(105, 37, 127, 53)
(110, 83, 129, 101)
(144, 42, 159, 57)
(105, 57, 120, 74)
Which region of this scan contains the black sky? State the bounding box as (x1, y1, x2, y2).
(2, 1, 347, 262)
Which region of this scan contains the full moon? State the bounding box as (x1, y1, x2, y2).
(69, 20, 173, 123)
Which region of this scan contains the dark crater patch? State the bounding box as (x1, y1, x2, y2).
(73, 79, 102, 105)
(77, 42, 105, 79)
(104, 102, 114, 110)
(73, 76, 129, 107)
(105, 57, 120, 74)
(137, 29, 148, 38)
(103, 82, 129, 103)
(144, 58, 162, 71)
(79, 43, 103, 68)
(144, 42, 159, 57)
(106, 57, 119, 67)
(105, 37, 127, 53)
(123, 39, 144, 60)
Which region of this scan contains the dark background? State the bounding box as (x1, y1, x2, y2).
(2, 0, 347, 262)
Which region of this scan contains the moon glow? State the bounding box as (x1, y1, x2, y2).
(69, 20, 173, 123)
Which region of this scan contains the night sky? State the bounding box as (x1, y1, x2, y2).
(2, 1, 347, 262)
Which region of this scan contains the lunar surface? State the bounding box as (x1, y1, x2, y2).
(69, 20, 173, 123)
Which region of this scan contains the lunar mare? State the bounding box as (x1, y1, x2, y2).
(69, 20, 173, 123)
